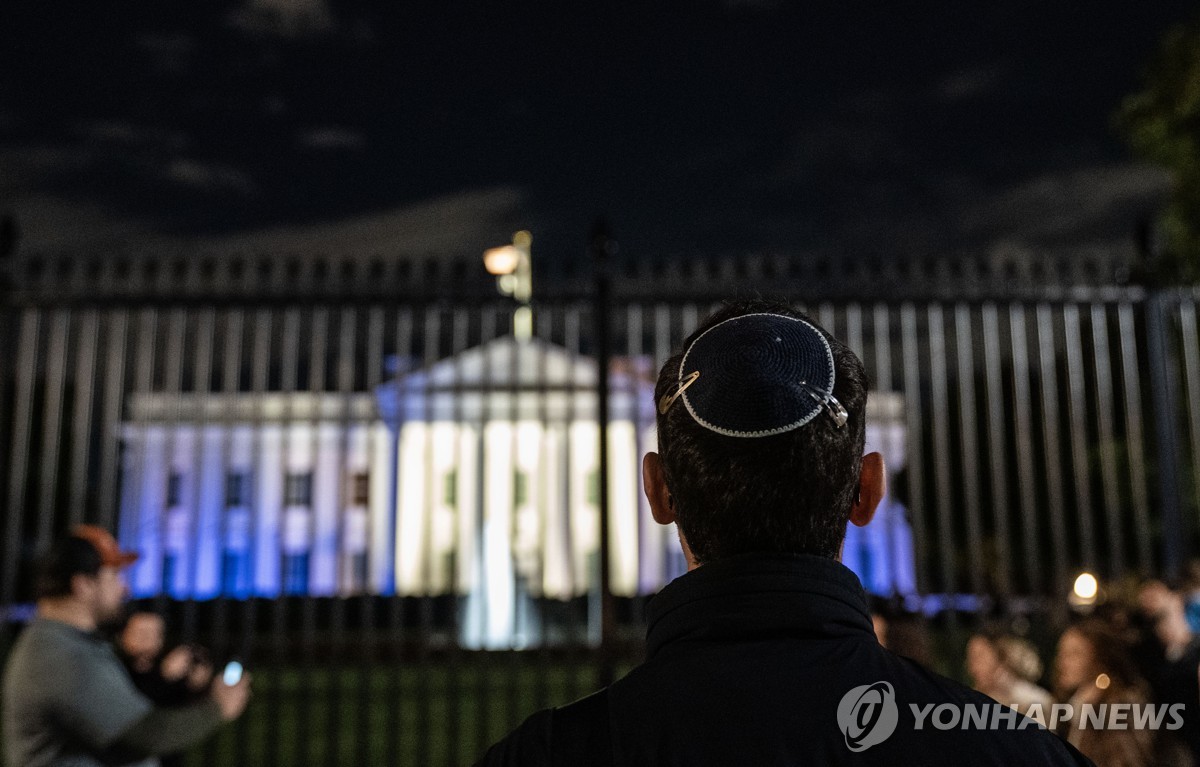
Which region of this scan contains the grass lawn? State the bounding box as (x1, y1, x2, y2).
(187, 657, 617, 767)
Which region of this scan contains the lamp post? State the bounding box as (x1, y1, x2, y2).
(483, 230, 533, 340)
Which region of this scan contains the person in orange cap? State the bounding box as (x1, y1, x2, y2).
(2, 526, 251, 767)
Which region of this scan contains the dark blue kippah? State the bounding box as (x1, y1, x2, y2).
(662, 313, 846, 437)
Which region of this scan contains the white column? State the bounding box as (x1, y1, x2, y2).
(254, 425, 284, 595)
(608, 420, 639, 597)
(569, 421, 599, 596)
(194, 426, 226, 598)
(479, 421, 517, 648)
(540, 423, 571, 599)
(369, 423, 393, 594)
(310, 423, 341, 595)
(131, 426, 168, 597)
(395, 422, 428, 595)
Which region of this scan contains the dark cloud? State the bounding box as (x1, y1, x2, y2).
(225, 0, 336, 39)
(0, 0, 1194, 263)
(295, 127, 366, 153)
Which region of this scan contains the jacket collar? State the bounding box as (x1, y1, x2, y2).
(645, 554, 875, 659)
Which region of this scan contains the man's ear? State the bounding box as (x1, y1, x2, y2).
(849, 452, 885, 528)
(643, 452, 675, 525)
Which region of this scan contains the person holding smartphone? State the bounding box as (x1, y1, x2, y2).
(2, 526, 251, 767)
(117, 611, 217, 767)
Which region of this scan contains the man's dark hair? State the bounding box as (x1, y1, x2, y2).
(35, 536, 102, 599)
(654, 298, 868, 564)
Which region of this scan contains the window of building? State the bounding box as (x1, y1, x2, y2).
(225, 472, 250, 508)
(350, 552, 368, 592)
(162, 553, 178, 594)
(442, 470, 457, 507)
(513, 470, 529, 507)
(349, 472, 369, 506)
(284, 472, 313, 507)
(166, 473, 183, 508)
(282, 552, 310, 595)
(586, 470, 600, 506)
(221, 550, 248, 596)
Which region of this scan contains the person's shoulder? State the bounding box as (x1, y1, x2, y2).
(881, 648, 994, 703)
(473, 705, 553, 766)
(882, 654, 1093, 765)
(473, 690, 610, 767)
(2, 622, 85, 708)
(4, 620, 77, 673)
(19, 619, 96, 650)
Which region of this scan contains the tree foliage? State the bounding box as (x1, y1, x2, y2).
(1118, 14, 1200, 284)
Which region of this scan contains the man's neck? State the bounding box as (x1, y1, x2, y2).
(37, 599, 97, 632)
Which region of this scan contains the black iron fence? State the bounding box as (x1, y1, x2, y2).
(2, 248, 1200, 765)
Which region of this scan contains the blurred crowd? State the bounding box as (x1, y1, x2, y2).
(876, 570, 1200, 767)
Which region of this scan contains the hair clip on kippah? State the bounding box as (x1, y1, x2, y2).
(800, 381, 849, 429)
(658, 371, 700, 415)
(826, 396, 849, 428)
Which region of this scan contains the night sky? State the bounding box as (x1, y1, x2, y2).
(0, 0, 1195, 267)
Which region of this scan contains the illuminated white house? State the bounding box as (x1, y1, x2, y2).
(118, 392, 388, 599)
(117, 336, 916, 647)
(379, 336, 666, 647)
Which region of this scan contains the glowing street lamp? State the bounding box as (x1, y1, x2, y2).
(1069, 571, 1099, 609)
(484, 230, 533, 340)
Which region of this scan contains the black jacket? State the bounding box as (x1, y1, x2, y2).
(476, 555, 1094, 766)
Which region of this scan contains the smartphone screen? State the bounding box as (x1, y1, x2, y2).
(222, 660, 243, 686)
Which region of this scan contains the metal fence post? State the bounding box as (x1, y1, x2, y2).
(1146, 290, 1186, 579)
(0, 219, 13, 651)
(591, 219, 617, 687)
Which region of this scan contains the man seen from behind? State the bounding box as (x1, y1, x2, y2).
(476, 298, 1093, 766)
